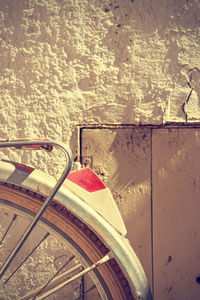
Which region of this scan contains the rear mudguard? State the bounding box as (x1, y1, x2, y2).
(0, 160, 152, 300)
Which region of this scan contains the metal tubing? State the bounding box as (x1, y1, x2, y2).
(0, 140, 72, 279)
(4, 232, 50, 284)
(35, 252, 112, 300)
(0, 214, 17, 246)
(19, 264, 82, 300)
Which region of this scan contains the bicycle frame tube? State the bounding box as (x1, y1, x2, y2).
(0, 140, 72, 279)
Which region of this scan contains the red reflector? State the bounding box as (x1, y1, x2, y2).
(67, 168, 106, 192)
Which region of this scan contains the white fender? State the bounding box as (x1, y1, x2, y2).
(0, 160, 152, 300)
(61, 168, 127, 235)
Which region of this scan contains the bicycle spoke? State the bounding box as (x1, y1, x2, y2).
(0, 140, 72, 280)
(19, 263, 82, 300)
(0, 206, 109, 300)
(75, 285, 96, 300)
(0, 214, 17, 246)
(19, 264, 82, 300)
(80, 274, 85, 300)
(4, 232, 50, 284)
(32, 255, 76, 300)
(0, 138, 142, 300)
(35, 252, 112, 300)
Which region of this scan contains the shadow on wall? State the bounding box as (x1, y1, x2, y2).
(100, 0, 200, 122)
(108, 126, 150, 190)
(102, 0, 200, 38)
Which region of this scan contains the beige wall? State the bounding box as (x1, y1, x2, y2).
(0, 1, 200, 298)
(0, 0, 200, 140)
(1, 0, 200, 166)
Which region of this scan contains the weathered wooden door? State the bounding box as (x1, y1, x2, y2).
(81, 127, 200, 300)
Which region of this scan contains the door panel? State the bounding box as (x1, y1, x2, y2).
(81, 128, 152, 287)
(81, 127, 200, 299)
(152, 128, 200, 300)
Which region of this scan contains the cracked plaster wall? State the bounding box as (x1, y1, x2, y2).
(0, 0, 200, 164)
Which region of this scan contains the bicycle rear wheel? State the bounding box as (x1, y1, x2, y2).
(0, 182, 134, 299)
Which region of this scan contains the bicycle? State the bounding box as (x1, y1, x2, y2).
(0, 138, 153, 300)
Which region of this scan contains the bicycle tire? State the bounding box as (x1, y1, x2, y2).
(0, 182, 132, 299)
(0, 160, 152, 300)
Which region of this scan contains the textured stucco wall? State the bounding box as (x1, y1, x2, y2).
(0, 0, 200, 170)
(0, 1, 199, 177)
(0, 0, 200, 148)
(0, 1, 200, 297)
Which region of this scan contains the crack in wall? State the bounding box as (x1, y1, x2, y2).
(182, 68, 200, 122)
(182, 87, 193, 122)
